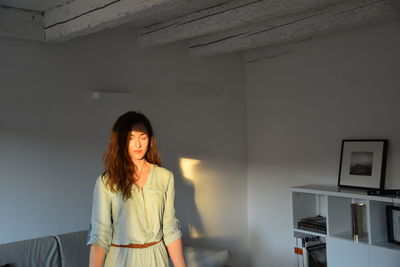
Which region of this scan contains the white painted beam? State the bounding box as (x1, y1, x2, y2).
(188, 0, 400, 56)
(138, 0, 342, 47)
(0, 6, 44, 41)
(43, 0, 188, 42)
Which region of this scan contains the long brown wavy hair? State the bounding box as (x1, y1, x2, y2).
(103, 111, 161, 200)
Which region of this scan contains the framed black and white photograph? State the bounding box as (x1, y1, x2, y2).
(386, 205, 400, 245)
(338, 139, 388, 190)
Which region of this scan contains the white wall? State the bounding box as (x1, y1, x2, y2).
(245, 19, 400, 267)
(0, 28, 249, 266)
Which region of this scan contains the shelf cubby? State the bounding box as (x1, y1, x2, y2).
(292, 191, 327, 235)
(328, 196, 369, 243)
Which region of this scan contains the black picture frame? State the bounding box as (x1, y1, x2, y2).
(386, 205, 400, 245)
(338, 139, 387, 190)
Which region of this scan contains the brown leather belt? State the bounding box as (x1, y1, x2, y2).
(111, 239, 161, 249)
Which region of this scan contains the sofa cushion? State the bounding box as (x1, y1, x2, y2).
(0, 236, 61, 267)
(55, 230, 89, 267)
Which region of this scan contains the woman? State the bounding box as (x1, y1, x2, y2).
(87, 111, 186, 267)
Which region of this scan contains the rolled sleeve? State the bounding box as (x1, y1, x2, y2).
(162, 173, 183, 246)
(87, 175, 113, 253)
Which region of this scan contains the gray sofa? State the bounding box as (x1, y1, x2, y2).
(0, 231, 89, 267)
(0, 231, 230, 267)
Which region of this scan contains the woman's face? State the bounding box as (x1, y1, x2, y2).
(128, 123, 150, 161)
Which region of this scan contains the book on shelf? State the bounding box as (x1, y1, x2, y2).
(300, 215, 326, 224)
(297, 223, 326, 234)
(307, 243, 327, 267)
(294, 236, 305, 267)
(297, 215, 327, 234)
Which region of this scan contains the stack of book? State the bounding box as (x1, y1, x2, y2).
(297, 215, 326, 234)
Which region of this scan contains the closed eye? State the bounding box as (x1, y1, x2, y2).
(130, 134, 148, 139)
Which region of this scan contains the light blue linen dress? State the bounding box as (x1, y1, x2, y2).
(87, 164, 182, 266)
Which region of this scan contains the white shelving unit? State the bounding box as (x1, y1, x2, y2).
(290, 184, 400, 267)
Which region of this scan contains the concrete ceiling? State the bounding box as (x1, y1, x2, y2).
(0, 0, 71, 11)
(0, 0, 399, 56)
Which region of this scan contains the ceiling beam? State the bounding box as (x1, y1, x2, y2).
(138, 0, 342, 47)
(188, 0, 400, 56)
(43, 0, 189, 42)
(242, 38, 311, 63)
(0, 6, 44, 41)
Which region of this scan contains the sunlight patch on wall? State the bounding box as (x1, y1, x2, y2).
(179, 157, 200, 182)
(188, 224, 202, 239)
(179, 157, 203, 238)
(179, 157, 232, 239)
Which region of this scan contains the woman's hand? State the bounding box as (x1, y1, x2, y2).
(89, 244, 106, 267)
(167, 238, 186, 267)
